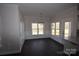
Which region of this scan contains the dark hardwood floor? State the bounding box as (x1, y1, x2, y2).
(2, 38, 67, 56)
(21, 38, 65, 56)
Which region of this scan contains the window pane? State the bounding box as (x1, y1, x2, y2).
(56, 32, 59, 35)
(52, 29, 55, 35)
(51, 23, 55, 29)
(32, 23, 37, 35)
(56, 22, 60, 35)
(51, 23, 55, 35)
(52, 33, 55, 35)
(39, 29, 43, 34)
(56, 30, 59, 33)
(56, 22, 60, 29)
(65, 29, 69, 34)
(32, 29, 38, 35)
(56, 30, 59, 35)
(64, 22, 71, 39)
(65, 22, 70, 29)
(52, 32, 55, 35)
(38, 23, 43, 28)
(32, 23, 37, 28)
(38, 23, 44, 34)
(52, 29, 55, 33)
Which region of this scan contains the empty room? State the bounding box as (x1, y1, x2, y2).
(0, 3, 79, 56)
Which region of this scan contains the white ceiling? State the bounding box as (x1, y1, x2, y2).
(19, 3, 76, 17)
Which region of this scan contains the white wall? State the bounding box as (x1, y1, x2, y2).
(24, 16, 51, 39)
(50, 6, 78, 44)
(0, 16, 2, 47)
(0, 4, 22, 55)
(18, 9, 25, 51)
(77, 14, 79, 30)
(77, 22, 79, 30)
(0, 4, 78, 55)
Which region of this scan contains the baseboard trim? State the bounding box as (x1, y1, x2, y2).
(25, 37, 51, 40)
(0, 50, 20, 55)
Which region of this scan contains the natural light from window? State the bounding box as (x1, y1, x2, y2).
(64, 22, 71, 39)
(32, 23, 38, 35)
(51, 23, 55, 35)
(38, 23, 44, 34)
(32, 23, 44, 35)
(51, 22, 60, 35)
(56, 22, 60, 35)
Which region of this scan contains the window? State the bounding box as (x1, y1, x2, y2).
(51, 23, 55, 35)
(56, 22, 60, 35)
(38, 23, 44, 34)
(51, 22, 60, 35)
(64, 22, 71, 39)
(32, 23, 44, 35)
(32, 23, 38, 35)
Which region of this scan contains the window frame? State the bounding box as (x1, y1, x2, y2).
(51, 23, 56, 35)
(32, 23, 38, 35)
(64, 22, 71, 40)
(32, 23, 44, 35)
(55, 22, 60, 35)
(51, 22, 60, 36)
